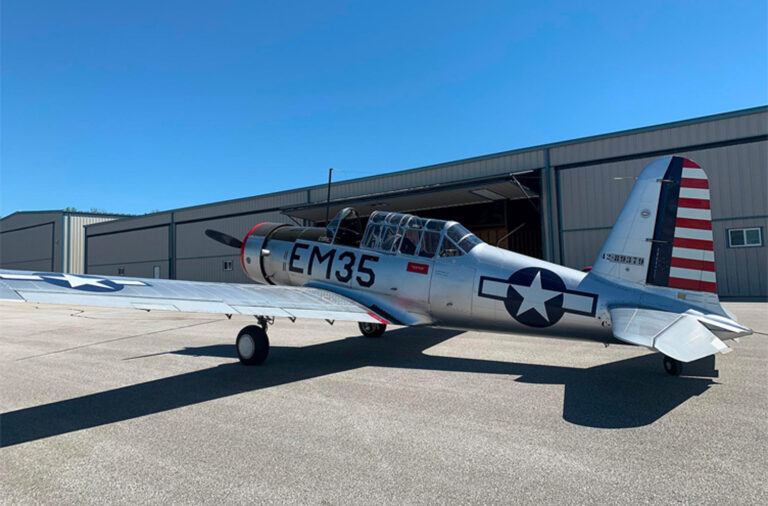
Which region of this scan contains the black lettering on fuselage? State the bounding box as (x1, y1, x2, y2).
(289, 243, 309, 273)
(309, 246, 336, 279)
(356, 254, 378, 287)
(335, 251, 355, 282)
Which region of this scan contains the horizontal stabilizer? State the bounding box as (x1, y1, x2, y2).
(653, 314, 730, 363)
(609, 307, 747, 362)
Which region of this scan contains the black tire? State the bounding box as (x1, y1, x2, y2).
(663, 356, 682, 376)
(358, 321, 386, 338)
(236, 325, 270, 365)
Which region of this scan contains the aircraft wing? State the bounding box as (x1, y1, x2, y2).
(0, 269, 388, 324)
(609, 307, 752, 362)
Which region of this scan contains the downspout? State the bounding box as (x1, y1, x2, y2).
(62, 213, 68, 273)
(543, 148, 556, 262)
(66, 214, 72, 272)
(169, 212, 176, 279)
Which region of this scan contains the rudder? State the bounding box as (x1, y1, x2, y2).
(591, 156, 719, 303)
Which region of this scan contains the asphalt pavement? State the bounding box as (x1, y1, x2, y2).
(1, 301, 766, 505)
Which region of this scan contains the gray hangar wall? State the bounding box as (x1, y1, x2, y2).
(1, 211, 119, 273)
(84, 106, 767, 298)
(552, 110, 767, 298)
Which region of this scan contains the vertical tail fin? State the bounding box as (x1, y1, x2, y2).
(592, 156, 719, 307)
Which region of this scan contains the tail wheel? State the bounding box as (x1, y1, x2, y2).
(236, 325, 270, 365)
(359, 321, 386, 338)
(663, 356, 682, 376)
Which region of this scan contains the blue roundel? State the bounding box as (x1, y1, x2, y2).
(503, 268, 566, 327)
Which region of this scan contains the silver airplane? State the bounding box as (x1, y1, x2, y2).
(0, 156, 754, 375)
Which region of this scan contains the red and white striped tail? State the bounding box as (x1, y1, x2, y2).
(593, 156, 720, 304)
(669, 159, 716, 293)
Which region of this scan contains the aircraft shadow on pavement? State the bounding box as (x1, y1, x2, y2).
(0, 327, 718, 447)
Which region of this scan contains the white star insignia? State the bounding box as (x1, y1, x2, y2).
(43, 274, 112, 289)
(509, 271, 562, 322)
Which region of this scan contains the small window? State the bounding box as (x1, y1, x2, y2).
(439, 238, 463, 257)
(728, 227, 763, 248)
(419, 231, 441, 258)
(223, 260, 233, 271)
(446, 223, 472, 244)
(118, 267, 125, 276)
(153, 265, 161, 278)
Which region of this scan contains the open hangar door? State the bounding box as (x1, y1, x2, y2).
(283, 169, 543, 259)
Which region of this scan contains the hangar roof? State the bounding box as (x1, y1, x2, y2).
(82, 105, 766, 231)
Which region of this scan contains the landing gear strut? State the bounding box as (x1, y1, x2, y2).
(663, 355, 682, 376)
(359, 321, 386, 338)
(236, 316, 272, 365)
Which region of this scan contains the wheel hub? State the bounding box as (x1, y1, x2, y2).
(238, 334, 256, 359)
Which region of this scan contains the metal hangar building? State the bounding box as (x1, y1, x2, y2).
(2, 106, 765, 298)
(0, 211, 124, 274)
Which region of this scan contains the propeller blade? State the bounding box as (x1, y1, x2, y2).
(205, 229, 243, 249)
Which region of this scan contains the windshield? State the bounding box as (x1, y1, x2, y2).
(361, 211, 483, 256)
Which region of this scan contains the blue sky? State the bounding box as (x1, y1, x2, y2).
(2, 0, 766, 216)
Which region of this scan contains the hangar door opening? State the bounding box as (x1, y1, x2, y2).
(415, 170, 542, 258)
(287, 169, 543, 259)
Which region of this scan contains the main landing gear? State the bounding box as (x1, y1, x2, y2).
(359, 321, 387, 338)
(663, 355, 682, 376)
(236, 316, 272, 365)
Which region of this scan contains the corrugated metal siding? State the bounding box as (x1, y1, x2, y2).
(0, 222, 55, 270)
(87, 226, 169, 270)
(307, 150, 544, 204)
(550, 110, 767, 165)
(49, 107, 768, 297)
(559, 156, 659, 231)
(713, 218, 768, 298)
(67, 215, 118, 273)
(559, 137, 767, 297)
(87, 213, 171, 235)
(175, 192, 306, 223)
(560, 229, 612, 271)
(88, 260, 168, 279)
(0, 212, 63, 271)
(176, 255, 250, 283)
(174, 211, 293, 282)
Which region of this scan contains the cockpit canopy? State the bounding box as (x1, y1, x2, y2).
(358, 210, 483, 258)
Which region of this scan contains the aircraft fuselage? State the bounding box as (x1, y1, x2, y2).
(244, 227, 615, 341)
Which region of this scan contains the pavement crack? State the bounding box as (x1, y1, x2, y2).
(14, 319, 222, 362)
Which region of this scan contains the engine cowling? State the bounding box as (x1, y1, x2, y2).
(240, 223, 289, 284)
